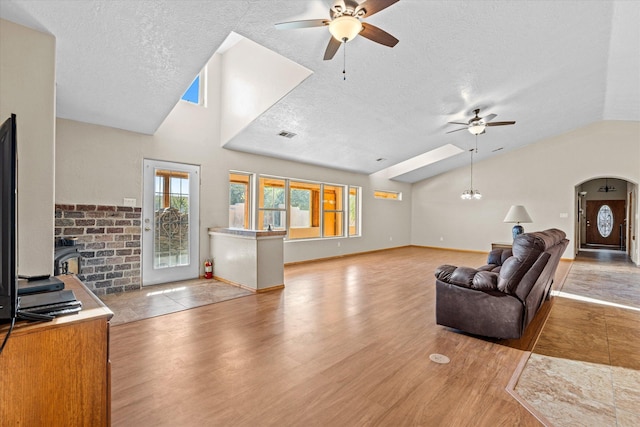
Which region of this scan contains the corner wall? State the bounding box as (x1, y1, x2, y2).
(0, 19, 56, 276)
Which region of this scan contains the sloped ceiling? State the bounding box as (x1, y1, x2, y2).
(1, 0, 638, 183)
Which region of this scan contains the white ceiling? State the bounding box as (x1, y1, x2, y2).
(1, 0, 639, 183)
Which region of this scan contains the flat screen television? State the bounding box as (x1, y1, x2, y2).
(0, 114, 18, 321)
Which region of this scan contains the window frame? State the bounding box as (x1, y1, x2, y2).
(374, 189, 402, 201)
(349, 186, 361, 237)
(289, 180, 322, 239)
(248, 174, 359, 241)
(258, 176, 287, 231)
(228, 171, 253, 229)
(322, 184, 345, 238)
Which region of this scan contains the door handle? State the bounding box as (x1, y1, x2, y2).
(144, 226, 151, 231)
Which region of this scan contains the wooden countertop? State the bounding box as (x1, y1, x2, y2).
(0, 275, 113, 336)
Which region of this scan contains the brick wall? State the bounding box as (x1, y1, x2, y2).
(55, 204, 142, 295)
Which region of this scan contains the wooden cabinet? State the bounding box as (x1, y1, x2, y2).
(0, 275, 113, 426)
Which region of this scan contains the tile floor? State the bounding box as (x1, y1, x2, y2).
(100, 278, 253, 326)
(515, 249, 640, 427)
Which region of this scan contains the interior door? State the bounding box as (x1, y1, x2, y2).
(142, 159, 200, 286)
(585, 200, 625, 247)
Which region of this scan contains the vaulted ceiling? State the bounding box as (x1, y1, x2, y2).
(1, 0, 638, 183)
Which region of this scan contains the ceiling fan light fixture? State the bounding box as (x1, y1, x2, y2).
(468, 122, 486, 135)
(329, 16, 362, 42)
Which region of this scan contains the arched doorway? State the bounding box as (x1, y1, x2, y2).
(575, 177, 639, 264)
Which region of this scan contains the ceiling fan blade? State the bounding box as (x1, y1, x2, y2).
(446, 127, 468, 134)
(275, 19, 329, 30)
(359, 23, 399, 47)
(324, 36, 342, 60)
(482, 113, 497, 123)
(448, 121, 469, 126)
(486, 121, 516, 127)
(356, 0, 400, 17)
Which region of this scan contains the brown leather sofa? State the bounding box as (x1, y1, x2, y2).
(434, 229, 569, 339)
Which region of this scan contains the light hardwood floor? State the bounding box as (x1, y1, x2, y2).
(110, 246, 571, 426)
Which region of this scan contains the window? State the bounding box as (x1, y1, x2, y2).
(181, 68, 206, 105)
(258, 177, 286, 230)
(374, 190, 402, 200)
(154, 169, 190, 211)
(229, 172, 251, 229)
(597, 205, 613, 237)
(289, 181, 321, 239)
(153, 169, 190, 268)
(349, 186, 360, 236)
(230, 173, 361, 240)
(323, 185, 344, 237)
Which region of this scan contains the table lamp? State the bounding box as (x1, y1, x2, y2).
(503, 205, 532, 239)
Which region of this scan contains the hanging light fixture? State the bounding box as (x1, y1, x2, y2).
(461, 137, 481, 200)
(467, 119, 486, 135)
(598, 178, 617, 193)
(328, 16, 363, 43)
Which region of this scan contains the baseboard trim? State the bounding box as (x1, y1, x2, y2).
(410, 244, 488, 254)
(284, 245, 412, 266)
(256, 284, 285, 293)
(212, 276, 284, 293)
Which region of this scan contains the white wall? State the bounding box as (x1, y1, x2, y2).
(55, 52, 412, 268)
(220, 36, 312, 145)
(0, 19, 56, 276)
(411, 120, 640, 264)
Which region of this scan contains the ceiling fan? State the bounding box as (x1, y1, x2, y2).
(446, 108, 516, 135)
(275, 0, 400, 60)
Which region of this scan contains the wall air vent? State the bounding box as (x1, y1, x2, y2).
(278, 130, 297, 138)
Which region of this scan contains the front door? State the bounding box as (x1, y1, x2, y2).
(142, 159, 200, 286)
(586, 200, 625, 247)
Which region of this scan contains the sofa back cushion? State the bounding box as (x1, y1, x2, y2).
(497, 234, 544, 293)
(497, 229, 567, 294)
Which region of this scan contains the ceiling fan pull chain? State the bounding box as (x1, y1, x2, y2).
(343, 39, 347, 80)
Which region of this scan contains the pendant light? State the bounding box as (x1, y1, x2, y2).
(461, 135, 481, 200)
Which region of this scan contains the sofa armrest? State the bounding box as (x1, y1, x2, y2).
(435, 280, 525, 339)
(435, 265, 498, 291)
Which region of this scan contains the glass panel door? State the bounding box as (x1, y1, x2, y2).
(143, 160, 199, 285)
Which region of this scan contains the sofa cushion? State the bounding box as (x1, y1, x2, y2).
(472, 271, 498, 291)
(434, 264, 457, 282)
(478, 249, 513, 273)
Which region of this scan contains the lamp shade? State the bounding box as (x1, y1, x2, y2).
(503, 205, 532, 224)
(329, 16, 363, 42)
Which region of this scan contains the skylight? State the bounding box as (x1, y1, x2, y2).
(371, 144, 465, 180)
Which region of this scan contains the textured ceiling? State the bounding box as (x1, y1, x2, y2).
(1, 0, 639, 183)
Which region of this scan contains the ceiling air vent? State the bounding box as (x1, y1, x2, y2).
(278, 130, 297, 138)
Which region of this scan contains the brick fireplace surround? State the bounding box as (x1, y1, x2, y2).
(55, 204, 142, 295)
